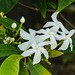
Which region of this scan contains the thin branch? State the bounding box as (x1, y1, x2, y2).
(18, 2, 39, 11)
(59, 13, 75, 29)
(18, 2, 75, 29)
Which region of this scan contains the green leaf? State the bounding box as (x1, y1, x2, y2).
(0, 25, 6, 34)
(57, 0, 75, 11)
(0, 0, 18, 14)
(28, 58, 52, 75)
(19, 61, 29, 75)
(49, 50, 64, 58)
(0, 44, 22, 57)
(35, 0, 47, 18)
(0, 18, 26, 31)
(0, 54, 23, 75)
(61, 38, 75, 53)
(47, 1, 57, 9)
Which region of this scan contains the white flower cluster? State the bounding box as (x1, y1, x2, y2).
(18, 11, 75, 64)
(3, 37, 15, 44)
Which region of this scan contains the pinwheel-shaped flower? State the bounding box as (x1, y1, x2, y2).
(58, 29, 75, 51)
(43, 11, 69, 33)
(21, 42, 49, 64)
(18, 28, 38, 51)
(37, 28, 57, 49)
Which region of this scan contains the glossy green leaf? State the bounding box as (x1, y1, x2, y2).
(57, 0, 75, 11)
(49, 50, 64, 58)
(28, 58, 52, 75)
(47, 1, 57, 9)
(61, 38, 75, 53)
(0, 0, 18, 14)
(0, 44, 22, 57)
(0, 54, 23, 75)
(0, 18, 26, 31)
(19, 61, 29, 75)
(35, 0, 47, 18)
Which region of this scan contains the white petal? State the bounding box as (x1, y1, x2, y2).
(31, 42, 36, 49)
(51, 11, 59, 22)
(60, 23, 69, 34)
(50, 25, 59, 33)
(21, 49, 36, 57)
(37, 29, 46, 34)
(55, 34, 65, 40)
(36, 35, 49, 42)
(18, 42, 30, 51)
(50, 35, 57, 49)
(68, 38, 73, 51)
(58, 39, 69, 50)
(67, 29, 75, 38)
(20, 29, 31, 40)
(43, 22, 56, 28)
(37, 41, 50, 47)
(39, 47, 49, 59)
(3, 40, 7, 44)
(29, 28, 36, 38)
(33, 50, 41, 64)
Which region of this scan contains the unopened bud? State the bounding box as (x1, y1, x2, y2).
(4, 16, 7, 18)
(11, 38, 15, 42)
(0, 12, 4, 17)
(11, 23, 17, 28)
(20, 16, 25, 23)
(19, 42, 21, 44)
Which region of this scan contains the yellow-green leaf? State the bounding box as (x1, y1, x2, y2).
(28, 58, 52, 75)
(0, 54, 23, 75)
(49, 50, 64, 58)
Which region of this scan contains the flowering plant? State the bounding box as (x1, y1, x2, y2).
(0, 0, 75, 75)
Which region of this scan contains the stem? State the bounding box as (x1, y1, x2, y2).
(14, 23, 23, 37)
(24, 58, 26, 66)
(57, 40, 63, 47)
(16, 36, 21, 42)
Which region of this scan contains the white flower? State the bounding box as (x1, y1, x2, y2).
(18, 28, 40, 51)
(37, 28, 57, 49)
(11, 23, 17, 28)
(21, 42, 49, 64)
(20, 16, 25, 23)
(3, 36, 12, 44)
(43, 11, 69, 33)
(58, 29, 75, 51)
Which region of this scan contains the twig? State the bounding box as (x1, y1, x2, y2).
(18, 2, 75, 29)
(24, 58, 26, 66)
(59, 13, 75, 29)
(18, 2, 39, 11)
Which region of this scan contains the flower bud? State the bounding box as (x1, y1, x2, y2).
(11, 23, 17, 28)
(19, 42, 21, 44)
(11, 38, 15, 42)
(20, 16, 25, 23)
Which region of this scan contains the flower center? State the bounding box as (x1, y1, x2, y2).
(36, 48, 38, 50)
(6, 40, 9, 43)
(56, 22, 59, 25)
(48, 33, 50, 35)
(65, 36, 68, 39)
